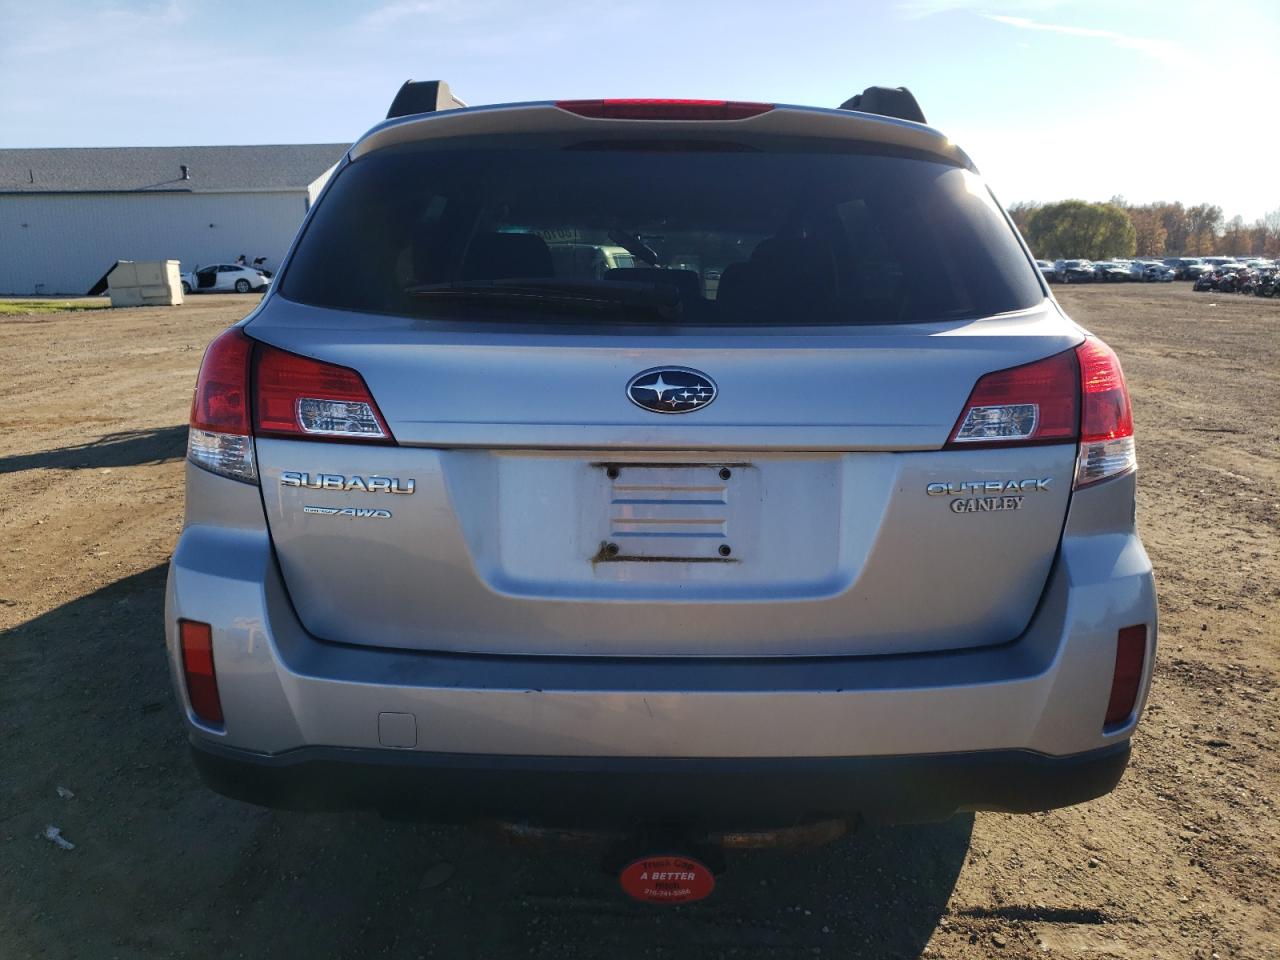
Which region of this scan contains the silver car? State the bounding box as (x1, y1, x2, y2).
(166, 87, 1156, 856)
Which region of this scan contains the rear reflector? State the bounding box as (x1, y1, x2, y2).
(253, 342, 394, 443)
(556, 99, 773, 121)
(945, 348, 1079, 447)
(179, 619, 223, 726)
(1105, 624, 1147, 726)
(1075, 338, 1136, 487)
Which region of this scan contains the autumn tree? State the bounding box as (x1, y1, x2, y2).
(1006, 201, 1041, 237)
(1185, 204, 1224, 256)
(1024, 201, 1136, 259)
(1219, 216, 1251, 256)
(1157, 202, 1190, 254)
(1127, 206, 1168, 256)
(1253, 209, 1280, 258)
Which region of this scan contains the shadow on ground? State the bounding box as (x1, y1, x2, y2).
(0, 425, 186, 474)
(0, 566, 971, 959)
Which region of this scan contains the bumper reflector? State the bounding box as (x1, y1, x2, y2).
(179, 619, 223, 726)
(1105, 625, 1147, 726)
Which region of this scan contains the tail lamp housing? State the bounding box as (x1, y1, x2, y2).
(946, 337, 1136, 488)
(178, 619, 223, 726)
(187, 327, 394, 484)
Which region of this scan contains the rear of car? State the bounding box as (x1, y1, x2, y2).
(166, 96, 1156, 832)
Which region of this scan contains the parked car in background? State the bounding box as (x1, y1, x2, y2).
(1132, 261, 1174, 282)
(1170, 258, 1209, 280)
(1093, 261, 1131, 283)
(1036, 259, 1058, 282)
(181, 263, 272, 295)
(1054, 259, 1095, 283)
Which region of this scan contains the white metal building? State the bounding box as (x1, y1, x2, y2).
(0, 144, 348, 295)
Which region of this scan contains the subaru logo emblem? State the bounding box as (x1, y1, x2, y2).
(626, 366, 717, 414)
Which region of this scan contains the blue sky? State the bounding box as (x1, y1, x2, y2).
(3, 0, 1277, 220)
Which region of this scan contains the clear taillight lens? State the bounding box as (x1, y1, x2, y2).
(1075, 337, 1136, 487)
(187, 429, 256, 483)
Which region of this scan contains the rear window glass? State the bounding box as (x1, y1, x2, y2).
(280, 139, 1044, 326)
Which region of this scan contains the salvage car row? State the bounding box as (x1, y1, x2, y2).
(1035, 256, 1278, 285)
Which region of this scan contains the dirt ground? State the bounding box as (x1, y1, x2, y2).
(1, 286, 1276, 959)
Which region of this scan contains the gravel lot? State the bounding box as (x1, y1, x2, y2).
(1, 286, 1276, 959)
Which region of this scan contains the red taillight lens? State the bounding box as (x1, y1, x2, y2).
(945, 348, 1079, 448)
(1077, 338, 1133, 442)
(188, 327, 257, 483)
(179, 619, 223, 726)
(191, 327, 252, 433)
(1074, 337, 1136, 486)
(1105, 624, 1147, 726)
(555, 99, 774, 121)
(252, 342, 394, 443)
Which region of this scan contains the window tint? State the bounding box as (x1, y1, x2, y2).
(281, 140, 1044, 326)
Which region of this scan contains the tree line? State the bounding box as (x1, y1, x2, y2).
(1006, 199, 1280, 261)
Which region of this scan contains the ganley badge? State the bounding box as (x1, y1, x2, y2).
(927, 477, 1052, 515)
(626, 367, 717, 414)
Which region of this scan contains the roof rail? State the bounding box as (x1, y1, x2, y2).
(838, 86, 926, 124)
(386, 80, 467, 120)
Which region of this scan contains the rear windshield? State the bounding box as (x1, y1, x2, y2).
(280, 138, 1044, 326)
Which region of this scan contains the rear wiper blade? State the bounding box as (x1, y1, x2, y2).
(405, 279, 682, 318)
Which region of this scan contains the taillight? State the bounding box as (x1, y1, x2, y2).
(1105, 624, 1147, 726)
(188, 327, 257, 483)
(945, 348, 1079, 448)
(555, 99, 774, 121)
(187, 329, 394, 483)
(252, 342, 393, 442)
(1075, 337, 1136, 487)
(179, 619, 223, 726)
(944, 337, 1136, 489)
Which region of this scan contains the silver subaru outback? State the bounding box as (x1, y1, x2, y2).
(165, 85, 1156, 841)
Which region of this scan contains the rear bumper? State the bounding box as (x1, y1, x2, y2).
(166, 467, 1157, 822)
(191, 738, 1131, 827)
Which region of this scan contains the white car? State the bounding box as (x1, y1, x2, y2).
(181, 263, 272, 295)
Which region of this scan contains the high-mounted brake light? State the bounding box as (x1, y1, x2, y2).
(253, 343, 393, 443)
(1105, 624, 1147, 726)
(1075, 337, 1136, 487)
(179, 619, 223, 726)
(555, 99, 774, 121)
(188, 326, 257, 483)
(945, 349, 1079, 448)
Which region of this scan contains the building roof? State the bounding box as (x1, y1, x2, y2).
(0, 143, 349, 195)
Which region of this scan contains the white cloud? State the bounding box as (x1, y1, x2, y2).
(358, 0, 487, 30)
(984, 13, 1181, 63)
(896, 0, 1060, 19)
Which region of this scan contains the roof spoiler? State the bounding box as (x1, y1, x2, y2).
(386, 80, 467, 120)
(838, 86, 926, 124)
